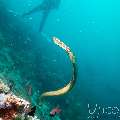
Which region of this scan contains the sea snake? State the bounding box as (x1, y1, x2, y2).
(40, 37, 77, 98)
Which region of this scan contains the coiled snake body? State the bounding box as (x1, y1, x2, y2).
(40, 37, 77, 98)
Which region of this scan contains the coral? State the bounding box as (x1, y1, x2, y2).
(0, 45, 61, 120)
(0, 80, 29, 120)
(0, 18, 62, 120)
(0, 79, 10, 93)
(0, 93, 28, 119)
(0, 80, 61, 120)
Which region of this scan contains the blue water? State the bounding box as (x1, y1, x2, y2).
(0, 0, 120, 120)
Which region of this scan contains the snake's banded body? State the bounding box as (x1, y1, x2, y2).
(40, 37, 77, 98)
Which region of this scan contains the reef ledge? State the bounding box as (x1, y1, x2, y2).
(0, 79, 40, 120)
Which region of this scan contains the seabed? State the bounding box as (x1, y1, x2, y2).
(0, 2, 63, 119)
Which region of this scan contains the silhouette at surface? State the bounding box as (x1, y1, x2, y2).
(23, 0, 61, 32)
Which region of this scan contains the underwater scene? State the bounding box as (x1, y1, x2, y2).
(0, 0, 120, 120)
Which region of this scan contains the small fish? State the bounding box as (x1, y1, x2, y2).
(26, 85, 32, 96)
(50, 106, 61, 117)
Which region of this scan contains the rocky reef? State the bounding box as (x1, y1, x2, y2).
(0, 2, 79, 119)
(0, 31, 61, 120)
(0, 75, 61, 120)
(0, 80, 30, 120)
